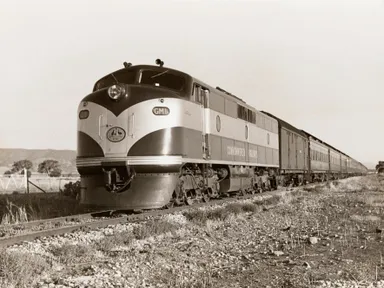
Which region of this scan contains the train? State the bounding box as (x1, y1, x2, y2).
(376, 161, 384, 174)
(76, 59, 368, 210)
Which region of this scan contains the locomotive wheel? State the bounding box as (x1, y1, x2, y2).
(202, 192, 210, 203)
(175, 198, 184, 206)
(238, 189, 246, 196)
(248, 188, 255, 195)
(186, 197, 194, 206)
(164, 200, 174, 209)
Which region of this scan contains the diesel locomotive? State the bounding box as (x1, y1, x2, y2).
(76, 59, 368, 210)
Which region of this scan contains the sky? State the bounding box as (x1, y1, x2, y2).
(0, 0, 383, 166)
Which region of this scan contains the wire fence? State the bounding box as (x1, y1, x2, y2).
(0, 173, 80, 194)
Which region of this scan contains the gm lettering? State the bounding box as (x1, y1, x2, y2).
(152, 106, 170, 116)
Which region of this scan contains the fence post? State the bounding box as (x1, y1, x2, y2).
(24, 168, 29, 194)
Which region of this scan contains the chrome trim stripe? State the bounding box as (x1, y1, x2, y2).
(76, 156, 184, 167)
(76, 156, 279, 168)
(183, 158, 280, 167)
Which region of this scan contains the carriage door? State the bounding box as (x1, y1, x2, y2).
(303, 140, 307, 170)
(194, 84, 210, 159)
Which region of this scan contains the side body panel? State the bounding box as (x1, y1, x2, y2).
(329, 149, 341, 173)
(205, 109, 279, 167)
(309, 138, 329, 172)
(341, 155, 348, 173)
(279, 128, 308, 172)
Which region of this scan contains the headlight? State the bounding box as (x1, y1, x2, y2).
(107, 84, 126, 100)
(79, 110, 89, 119)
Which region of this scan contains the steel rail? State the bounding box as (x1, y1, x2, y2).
(1, 210, 116, 230)
(0, 184, 314, 249)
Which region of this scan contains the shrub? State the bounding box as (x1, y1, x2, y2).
(60, 180, 81, 199)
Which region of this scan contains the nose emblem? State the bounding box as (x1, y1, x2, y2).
(107, 126, 126, 142)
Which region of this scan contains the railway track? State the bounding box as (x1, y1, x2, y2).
(0, 183, 316, 249)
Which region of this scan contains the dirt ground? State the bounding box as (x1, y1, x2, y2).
(1, 174, 384, 288)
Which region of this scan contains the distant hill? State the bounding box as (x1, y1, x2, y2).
(0, 148, 77, 174)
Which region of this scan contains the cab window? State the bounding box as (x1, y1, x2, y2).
(94, 70, 136, 91)
(139, 69, 186, 91)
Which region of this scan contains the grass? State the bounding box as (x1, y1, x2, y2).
(182, 194, 284, 225)
(92, 219, 180, 255)
(0, 249, 49, 288)
(0, 193, 92, 225)
(0, 199, 28, 224)
(164, 270, 214, 288)
(132, 219, 179, 239)
(50, 243, 98, 265)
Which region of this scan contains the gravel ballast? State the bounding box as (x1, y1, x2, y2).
(1, 175, 384, 288)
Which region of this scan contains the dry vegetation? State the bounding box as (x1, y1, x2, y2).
(1, 175, 384, 288)
(0, 181, 88, 225)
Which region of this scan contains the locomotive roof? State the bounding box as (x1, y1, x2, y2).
(300, 129, 351, 158)
(260, 111, 307, 138)
(97, 63, 253, 108)
(95, 64, 192, 83)
(261, 111, 363, 165)
(304, 129, 367, 169)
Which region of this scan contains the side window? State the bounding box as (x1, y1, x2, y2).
(248, 110, 253, 122)
(267, 133, 270, 145)
(237, 105, 242, 119)
(193, 84, 202, 103)
(238, 105, 249, 121)
(244, 109, 248, 121)
(193, 84, 209, 107)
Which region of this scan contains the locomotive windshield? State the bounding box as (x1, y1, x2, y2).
(139, 69, 186, 91)
(93, 70, 136, 91)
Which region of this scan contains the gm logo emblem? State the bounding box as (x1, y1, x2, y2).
(152, 106, 170, 116)
(106, 126, 126, 142)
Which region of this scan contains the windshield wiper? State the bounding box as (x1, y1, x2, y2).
(111, 73, 119, 83)
(151, 70, 169, 79)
